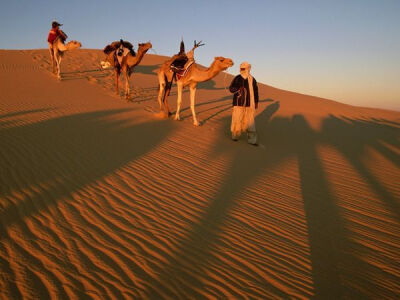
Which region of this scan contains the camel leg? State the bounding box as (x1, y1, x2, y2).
(55, 52, 61, 80)
(190, 83, 200, 126)
(164, 86, 172, 116)
(158, 82, 170, 117)
(174, 82, 183, 121)
(157, 82, 165, 109)
(124, 70, 130, 100)
(49, 45, 55, 73)
(157, 73, 165, 110)
(115, 70, 119, 96)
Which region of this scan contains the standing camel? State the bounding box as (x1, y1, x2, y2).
(158, 52, 233, 126)
(120, 42, 152, 99)
(157, 41, 202, 117)
(103, 41, 152, 99)
(50, 37, 82, 80)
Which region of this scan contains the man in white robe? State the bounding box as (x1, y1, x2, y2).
(229, 62, 259, 145)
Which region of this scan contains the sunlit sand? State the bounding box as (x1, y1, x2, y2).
(1, 49, 399, 299)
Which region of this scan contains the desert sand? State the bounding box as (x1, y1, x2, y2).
(0, 49, 399, 299)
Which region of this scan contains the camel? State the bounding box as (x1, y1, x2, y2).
(120, 42, 152, 99)
(49, 37, 82, 80)
(157, 44, 233, 126)
(157, 41, 200, 115)
(103, 41, 152, 99)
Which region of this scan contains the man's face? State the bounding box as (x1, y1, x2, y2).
(240, 67, 249, 78)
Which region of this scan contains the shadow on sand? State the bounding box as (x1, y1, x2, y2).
(0, 109, 175, 236)
(1, 102, 399, 298)
(141, 101, 400, 298)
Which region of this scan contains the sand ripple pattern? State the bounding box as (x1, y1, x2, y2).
(1, 49, 399, 299)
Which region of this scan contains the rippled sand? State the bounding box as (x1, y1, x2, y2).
(0, 49, 399, 299)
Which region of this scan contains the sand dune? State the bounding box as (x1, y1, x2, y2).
(0, 49, 399, 299)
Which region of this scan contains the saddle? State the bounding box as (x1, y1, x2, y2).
(170, 56, 193, 80)
(103, 39, 136, 74)
(103, 40, 136, 56)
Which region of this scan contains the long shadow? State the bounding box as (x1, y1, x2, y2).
(197, 79, 226, 91)
(292, 114, 346, 299)
(0, 108, 56, 129)
(62, 69, 106, 75)
(199, 98, 275, 125)
(0, 109, 175, 236)
(370, 117, 400, 127)
(61, 73, 110, 81)
(321, 115, 400, 220)
(142, 104, 400, 298)
(179, 95, 232, 114)
(134, 64, 159, 75)
(0, 108, 54, 121)
(143, 102, 292, 298)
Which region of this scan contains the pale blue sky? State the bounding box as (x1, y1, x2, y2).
(1, 0, 399, 110)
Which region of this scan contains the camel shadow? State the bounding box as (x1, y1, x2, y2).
(60, 70, 110, 81)
(320, 115, 400, 219)
(0, 109, 175, 237)
(134, 64, 159, 75)
(0, 108, 54, 120)
(142, 102, 290, 298)
(197, 79, 226, 91)
(199, 97, 275, 125)
(61, 69, 106, 75)
(141, 103, 400, 298)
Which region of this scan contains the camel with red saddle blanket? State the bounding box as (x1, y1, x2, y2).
(50, 36, 81, 80)
(157, 41, 234, 126)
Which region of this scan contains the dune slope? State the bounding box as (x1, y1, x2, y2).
(0, 49, 399, 299)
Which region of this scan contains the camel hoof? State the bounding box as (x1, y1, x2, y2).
(174, 115, 181, 121)
(193, 121, 200, 126)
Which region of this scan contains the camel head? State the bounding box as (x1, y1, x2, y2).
(138, 42, 152, 53)
(213, 56, 234, 70)
(65, 40, 82, 51)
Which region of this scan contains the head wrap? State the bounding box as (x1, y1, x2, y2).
(240, 62, 251, 79)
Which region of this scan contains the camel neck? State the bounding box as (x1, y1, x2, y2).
(126, 47, 147, 66)
(193, 60, 222, 82)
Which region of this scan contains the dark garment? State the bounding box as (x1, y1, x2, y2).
(229, 75, 259, 107)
